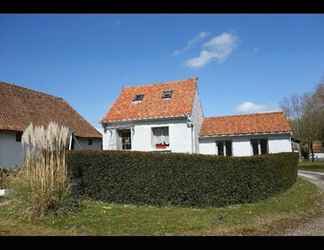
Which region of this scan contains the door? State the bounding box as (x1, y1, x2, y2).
(118, 129, 132, 150)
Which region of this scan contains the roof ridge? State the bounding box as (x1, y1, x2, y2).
(0, 81, 64, 101)
(122, 77, 198, 89)
(0, 81, 101, 138)
(205, 111, 284, 120)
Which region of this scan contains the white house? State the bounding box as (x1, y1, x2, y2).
(313, 141, 324, 160)
(101, 77, 203, 153)
(101, 77, 293, 155)
(199, 114, 292, 156)
(0, 81, 102, 168)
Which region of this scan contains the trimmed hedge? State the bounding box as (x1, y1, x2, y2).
(67, 151, 298, 208)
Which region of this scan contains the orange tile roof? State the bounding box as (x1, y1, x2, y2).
(0, 82, 102, 138)
(313, 142, 324, 153)
(102, 78, 197, 123)
(200, 112, 292, 137)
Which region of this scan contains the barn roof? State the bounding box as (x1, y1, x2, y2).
(0, 81, 101, 138)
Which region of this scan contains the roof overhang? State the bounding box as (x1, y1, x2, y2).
(199, 131, 292, 139)
(102, 115, 187, 126)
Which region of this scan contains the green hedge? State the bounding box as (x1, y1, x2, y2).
(67, 151, 298, 208)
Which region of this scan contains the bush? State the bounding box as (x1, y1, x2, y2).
(0, 168, 17, 189)
(18, 122, 72, 218)
(7, 171, 78, 221)
(67, 151, 298, 208)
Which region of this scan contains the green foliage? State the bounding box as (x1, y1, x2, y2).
(18, 122, 72, 218)
(299, 160, 324, 172)
(0, 178, 320, 235)
(0, 168, 17, 189)
(7, 172, 78, 221)
(67, 151, 298, 208)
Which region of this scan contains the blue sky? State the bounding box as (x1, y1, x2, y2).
(1, 14, 324, 129)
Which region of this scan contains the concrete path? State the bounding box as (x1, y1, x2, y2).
(283, 170, 324, 236)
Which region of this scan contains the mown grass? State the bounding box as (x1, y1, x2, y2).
(299, 161, 324, 173)
(0, 178, 322, 236)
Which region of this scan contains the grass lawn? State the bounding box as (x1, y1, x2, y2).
(299, 161, 324, 173)
(0, 178, 322, 236)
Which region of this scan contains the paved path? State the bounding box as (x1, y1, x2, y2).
(284, 170, 324, 236)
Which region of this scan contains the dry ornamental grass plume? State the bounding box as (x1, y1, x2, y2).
(21, 122, 72, 216)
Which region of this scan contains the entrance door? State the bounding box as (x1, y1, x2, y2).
(118, 129, 132, 150)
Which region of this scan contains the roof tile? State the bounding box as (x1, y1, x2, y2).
(200, 112, 292, 137)
(102, 78, 197, 123)
(0, 82, 101, 138)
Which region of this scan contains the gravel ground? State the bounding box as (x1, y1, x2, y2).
(283, 170, 324, 236)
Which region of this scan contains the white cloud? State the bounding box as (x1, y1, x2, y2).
(185, 32, 238, 68)
(235, 101, 281, 114)
(173, 32, 210, 56)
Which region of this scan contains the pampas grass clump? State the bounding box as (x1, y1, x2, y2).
(20, 122, 72, 217)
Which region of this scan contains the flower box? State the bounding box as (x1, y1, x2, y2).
(155, 143, 169, 149)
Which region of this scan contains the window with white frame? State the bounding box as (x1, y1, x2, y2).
(132, 94, 144, 102)
(161, 90, 173, 99)
(152, 127, 169, 149)
(216, 140, 232, 156)
(251, 138, 268, 155)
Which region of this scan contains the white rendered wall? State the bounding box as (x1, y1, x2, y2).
(0, 132, 24, 168)
(268, 135, 292, 153)
(0, 132, 102, 168)
(74, 138, 102, 150)
(199, 134, 292, 156)
(103, 119, 193, 153)
(314, 153, 324, 160)
(232, 138, 253, 156)
(191, 91, 204, 153)
(199, 138, 216, 155)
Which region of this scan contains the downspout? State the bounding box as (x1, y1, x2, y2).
(191, 125, 194, 154)
(186, 113, 194, 154)
(68, 129, 75, 150)
(68, 134, 73, 150)
(72, 134, 82, 150)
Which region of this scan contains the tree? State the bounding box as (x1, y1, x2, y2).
(280, 77, 324, 161)
(280, 94, 305, 141)
(302, 94, 322, 161)
(312, 81, 324, 141)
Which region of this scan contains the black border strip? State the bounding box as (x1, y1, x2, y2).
(1, 0, 324, 13)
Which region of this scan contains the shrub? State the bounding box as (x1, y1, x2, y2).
(0, 168, 18, 189)
(0, 168, 9, 189)
(18, 122, 72, 217)
(67, 151, 298, 208)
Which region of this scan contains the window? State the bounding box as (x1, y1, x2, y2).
(16, 132, 22, 142)
(216, 140, 232, 156)
(251, 138, 268, 155)
(118, 129, 132, 150)
(217, 141, 224, 156)
(161, 90, 173, 99)
(132, 94, 144, 102)
(225, 141, 233, 156)
(152, 127, 169, 149)
(88, 139, 93, 145)
(260, 139, 268, 155)
(251, 139, 259, 155)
